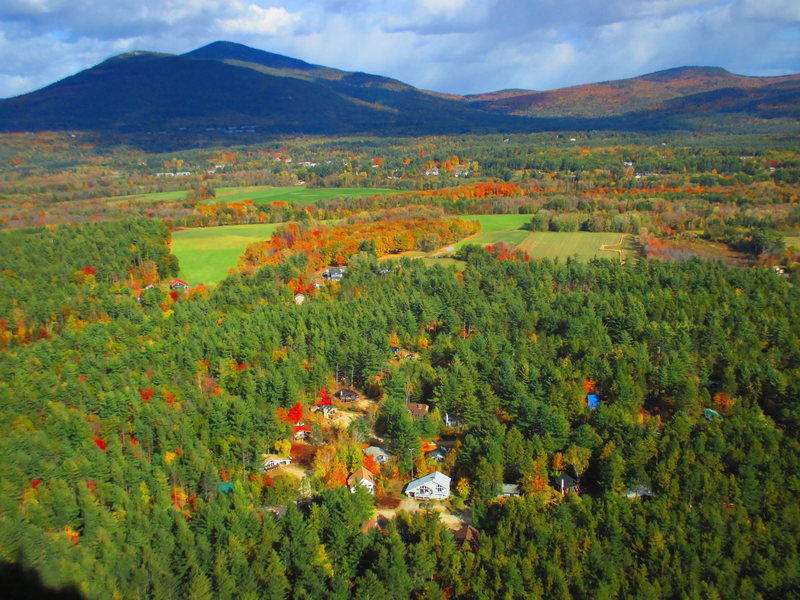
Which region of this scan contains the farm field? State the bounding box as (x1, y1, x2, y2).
(455, 214, 533, 231)
(517, 232, 629, 261)
(171, 223, 281, 285)
(102, 185, 394, 205)
(453, 229, 529, 249)
(204, 185, 395, 205)
(786, 236, 800, 249)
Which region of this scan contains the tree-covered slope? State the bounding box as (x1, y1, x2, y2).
(1, 218, 799, 598)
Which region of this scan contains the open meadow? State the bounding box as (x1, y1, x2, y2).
(517, 232, 630, 261)
(171, 223, 280, 285)
(103, 185, 394, 206)
(451, 215, 632, 262)
(207, 185, 395, 205)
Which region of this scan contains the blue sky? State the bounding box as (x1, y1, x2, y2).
(1, 0, 798, 99)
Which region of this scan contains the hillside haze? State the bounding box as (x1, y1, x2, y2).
(0, 41, 797, 141)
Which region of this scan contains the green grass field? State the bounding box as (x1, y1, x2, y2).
(104, 185, 395, 206)
(207, 186, 395, 206)
(517, 232, 627, 261)
(171, 223, 281, 285)
(456, 214, 533, 232)
(453, 229, 530, 250)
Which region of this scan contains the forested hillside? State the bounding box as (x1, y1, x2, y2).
(1, 218, 798, 599)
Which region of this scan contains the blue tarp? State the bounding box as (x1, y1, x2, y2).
(587, 394, 600, 409)
(219, 482, 234, 494)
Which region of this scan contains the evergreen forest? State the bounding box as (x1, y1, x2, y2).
(1, 211, 799, 599)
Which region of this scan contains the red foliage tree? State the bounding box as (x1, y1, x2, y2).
(318, 388, 332, 406)
(287, 402, 303, 424)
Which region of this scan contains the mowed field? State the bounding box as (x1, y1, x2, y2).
(171, 223, 280, 285)
(104, 185, 394, 205)
(453, 215, 630, 261)
(517, 232, 629, 261)
(206, 186, 395, 205)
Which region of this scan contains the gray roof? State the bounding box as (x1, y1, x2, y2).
(406, 470, 451, 491)
(500, 484, 521, 495)
(364, 446, 391, 458)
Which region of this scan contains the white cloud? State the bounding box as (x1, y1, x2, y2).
(0, 0, 798, 98)
(218, 4, 301, 35)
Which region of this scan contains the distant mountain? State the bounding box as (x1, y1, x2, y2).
(462, 66, 800, 119)
(0, 42, 797, 142)
(0, 41, 525, 137)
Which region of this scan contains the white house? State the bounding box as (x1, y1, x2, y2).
(348, 467, 375, 494)
(263, 454, 292, 471)
(405, 471, 451, 500)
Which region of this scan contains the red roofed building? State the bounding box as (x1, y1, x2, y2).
(169, 279, 190, 290)
(293, 423, 311, 440)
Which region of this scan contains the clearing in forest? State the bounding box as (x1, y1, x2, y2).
(171, 223, 281, 285)
(517, 232, 629, 261)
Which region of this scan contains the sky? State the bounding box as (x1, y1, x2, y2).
(1, 0, 798, 99)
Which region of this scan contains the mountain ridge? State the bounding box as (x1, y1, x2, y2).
(0, 41, 797, 141)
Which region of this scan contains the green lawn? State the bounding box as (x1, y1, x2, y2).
(207, 186, 396, 206)
(517, 232, 626, 261)
(171, 223, 281, 285)
(456, 214, 533, 232)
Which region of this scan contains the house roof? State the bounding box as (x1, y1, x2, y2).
(407, 470, 450, 491)
(554, 473, 578, 490)
(453, 524, 480, 545)
(262, 454, 290, 463)
(624, 484, 654, 498)
(293, 424, 311, 434)
(348, 467, 375, 487)
(408, 402, 430, 419)
(170, 278, 189, 287)
(500, 483, 520, 495)
(364, 446, 390, 458)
